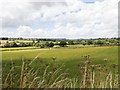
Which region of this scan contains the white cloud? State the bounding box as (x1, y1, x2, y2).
(0, 0, 119, 38)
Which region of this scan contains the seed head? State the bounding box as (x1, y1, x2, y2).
(111, 64, 117, 68)
(85, 61, 91, 64)
(89, 65, 95, 69)
(104, 58, 108, 62)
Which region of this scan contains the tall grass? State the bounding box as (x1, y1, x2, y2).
(2, 55, 118, 88)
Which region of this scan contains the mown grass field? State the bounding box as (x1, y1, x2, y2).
(0, 47, 40, 51)
(2, 46, 118, 77)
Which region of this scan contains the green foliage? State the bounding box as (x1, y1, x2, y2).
(49, 42, 54, 47)
(4, 42, 18, 47)
(45, 42, 50, 47)
(4, 43, 10, 47)
(16, 41, 19, 43)
(59, 41, 67, 47)
(19, 42, 26, 47)
(32, 40, 35, 43)
(25, 42, 33, 46)
(41, 44, 45, 48)
(68, 40, 74, 45)
(87, 40, 93, 45)
(95, 40, 104, 46)
(35, 43, 41, 47)
(10, 42, 18, 47)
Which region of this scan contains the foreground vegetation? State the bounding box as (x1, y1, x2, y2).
(2, 55, 118, 88)
(2, 46, 118, 88)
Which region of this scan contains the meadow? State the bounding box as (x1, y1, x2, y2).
(1, 46, 119, 88)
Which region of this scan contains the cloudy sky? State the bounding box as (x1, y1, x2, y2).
(0, 0, 119, 39)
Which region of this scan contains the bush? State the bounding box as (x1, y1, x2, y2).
(95, 40, 104, 46)
(26, 42, 33, 46)
(4, 43, 10, 47)
(45, 42, 49, 47)
(59, 41, 67, 47)
(19, 42, 26, 47)
(35, 43, 41, 47)
(41, 44, 45, 48)
(68, 40, 74, 45)
(49, 42, 54, 47)
(10, 42, 18, 47)
(87, 40, 93, 45)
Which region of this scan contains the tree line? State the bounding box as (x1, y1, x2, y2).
(1, 38, 120, 48)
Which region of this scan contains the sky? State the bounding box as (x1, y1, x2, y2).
(0, 0, 119, 39)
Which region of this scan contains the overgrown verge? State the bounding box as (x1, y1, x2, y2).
(2, 56, 118, 88)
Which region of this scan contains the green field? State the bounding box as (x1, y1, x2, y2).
(2, 46, 119, 88)
(2, 46, 118, 77)
(0, 47, 40, 51)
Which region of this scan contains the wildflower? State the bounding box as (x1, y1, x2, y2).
(111, 64, 117, 68)
(85, 61, 91, 64)
(81, 67, 85, 70)
(88, 55, 90, 58)
(95, 64, 101, 67)
(80, 61, 85, 65)
(89, 65, 95, 69)
(97, 67, 103, 71)
(84, 56, 88, 60)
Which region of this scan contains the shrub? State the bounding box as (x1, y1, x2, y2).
(45, 42, 49, 47)
(68, 40, 74, 45)
(59, 41, 67, 47)
(4, 43, 10, 47)
(19, 42, 26, 47)
(10, 42, 18, 47)
(35, 43, 41, 47)
(49, 42, 54, 47)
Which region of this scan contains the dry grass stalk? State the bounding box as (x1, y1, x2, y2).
(110, 72, 112, 88)
(2, 54, 119, 88)
(83, 65, 87, 88)
(105, 72, 110, 88)
(19, 58, 25, 88)
(28, 77, 40, 88)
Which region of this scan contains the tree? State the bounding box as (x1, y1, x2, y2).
(87, 40, 93, 45)
(82, 43, 86, 46)
(25, 42, 33, 46)
(10, 42, 18, 47)
(37, 40, 40, 43)
(32, 40, 35, 43)
(19, 42, 26, 47)
(35, 43, 40, 47)
(81, 41, 86, 46)
(95, 40, 104, 46)
(49, 42, 54, 47)
(45, 42, 49, 47)
(59, 41, 67, 47)
(41, 44, 45, 48)
(4, 43, 10, 47)
(68, 40, 74, 45)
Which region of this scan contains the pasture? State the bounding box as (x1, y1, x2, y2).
(2, 46, 118, 74)
(1, 46, 118, 88)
